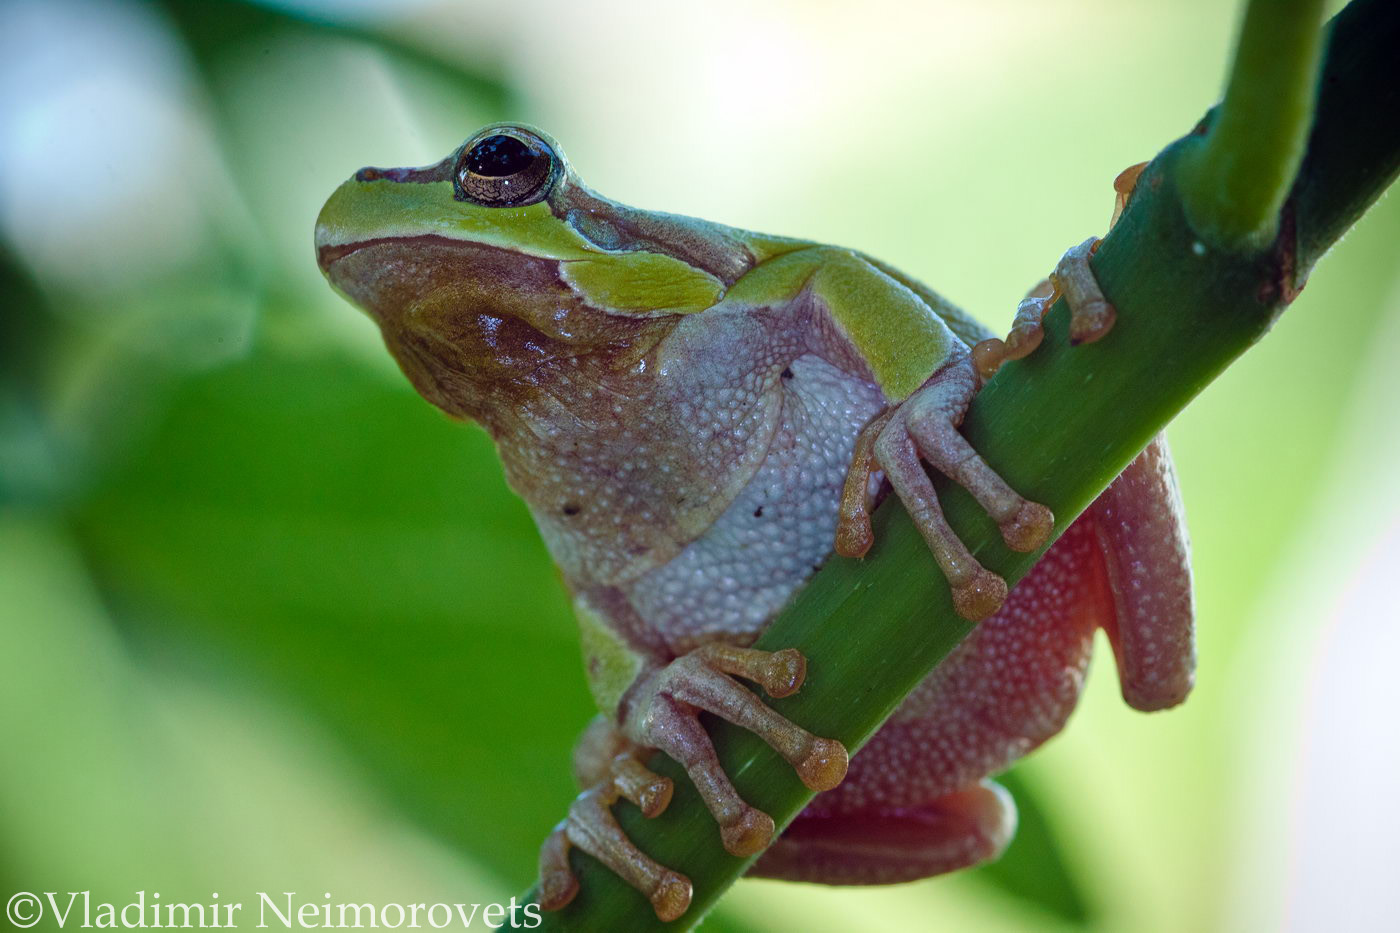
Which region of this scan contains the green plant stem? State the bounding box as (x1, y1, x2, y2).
(517, 0, 1399, 928)
(1177, 0, 1326, 250)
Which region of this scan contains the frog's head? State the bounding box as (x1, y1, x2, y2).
(315, 123, 755, 423)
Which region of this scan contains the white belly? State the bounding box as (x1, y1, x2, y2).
(624, 353, 885, 650)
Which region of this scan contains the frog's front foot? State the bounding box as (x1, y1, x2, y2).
(837, 355, 1054, 621)
(537, 645, 848, 920)
(972, 161, 1147, 379)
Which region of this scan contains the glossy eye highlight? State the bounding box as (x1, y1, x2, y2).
(467, 135, 532, 176)
(455, 128, 556, 207)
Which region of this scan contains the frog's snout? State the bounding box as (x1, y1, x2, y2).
(314, 179, 366, 276)
(317, 155, 460, 275)
(313, 212, 346, 276)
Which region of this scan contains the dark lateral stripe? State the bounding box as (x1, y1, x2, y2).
(316, 233, 548, 272)
(353, 154, 454, 184)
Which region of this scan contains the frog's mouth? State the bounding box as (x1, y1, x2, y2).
(317, 232, 674, 420)
(314, 213, 435, 277)
(315, 235, 396, 275)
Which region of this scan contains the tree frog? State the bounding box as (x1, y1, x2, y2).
(315, 125, 1192, 921)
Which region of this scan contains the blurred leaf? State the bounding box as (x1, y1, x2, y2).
(0, 248, 65, 506)
(969, 768, 1090, 926)
(0, 513, 505, 905)
(155, 0, 513, 119)
(69, 329, 590, 886)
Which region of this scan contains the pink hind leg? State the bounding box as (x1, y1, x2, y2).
(1090, 433, 1196, 711)
(746, 439, 1193, 885)
(748, 520, 1107, 884)
(752, 780, 1017, 885)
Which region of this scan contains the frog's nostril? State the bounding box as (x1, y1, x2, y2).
(355, 166, 385, 182)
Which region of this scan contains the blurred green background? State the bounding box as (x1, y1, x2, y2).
(2, 0, 1397, 930)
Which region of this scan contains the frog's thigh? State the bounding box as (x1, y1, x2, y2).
(749, 521, 1108, 884)
(1090, 433, 1195, 711)
(749, 442, 1194, 886)
(749, 779, 1015, 884)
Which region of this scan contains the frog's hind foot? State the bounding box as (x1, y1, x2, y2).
(540, 646, 848, 921)
(537, 750, 690, 921)
(636, 645, 848, 856)
(838, 356, 1053, 621)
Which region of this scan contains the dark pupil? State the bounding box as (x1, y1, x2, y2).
(466, 135, 534, 177)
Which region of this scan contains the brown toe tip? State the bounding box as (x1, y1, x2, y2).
(721, 808, 776, 857)
(538, 870, 579, 912)
(834, 518, 874, 559)
(1004, 323, 1044, 360)
(971, 338, 1006, 379)
(953, 570, 1008, 621)
(650, 871, 693, 922)
(797, 737, 849, 791)
(762, 648, 806, 698)
(638, 777, 674, 818)
(1001, 501, 1054, 552)
(1069, 303, 1117, 344)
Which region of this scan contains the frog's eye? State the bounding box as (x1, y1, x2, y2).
(455, 130, 556, 207)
